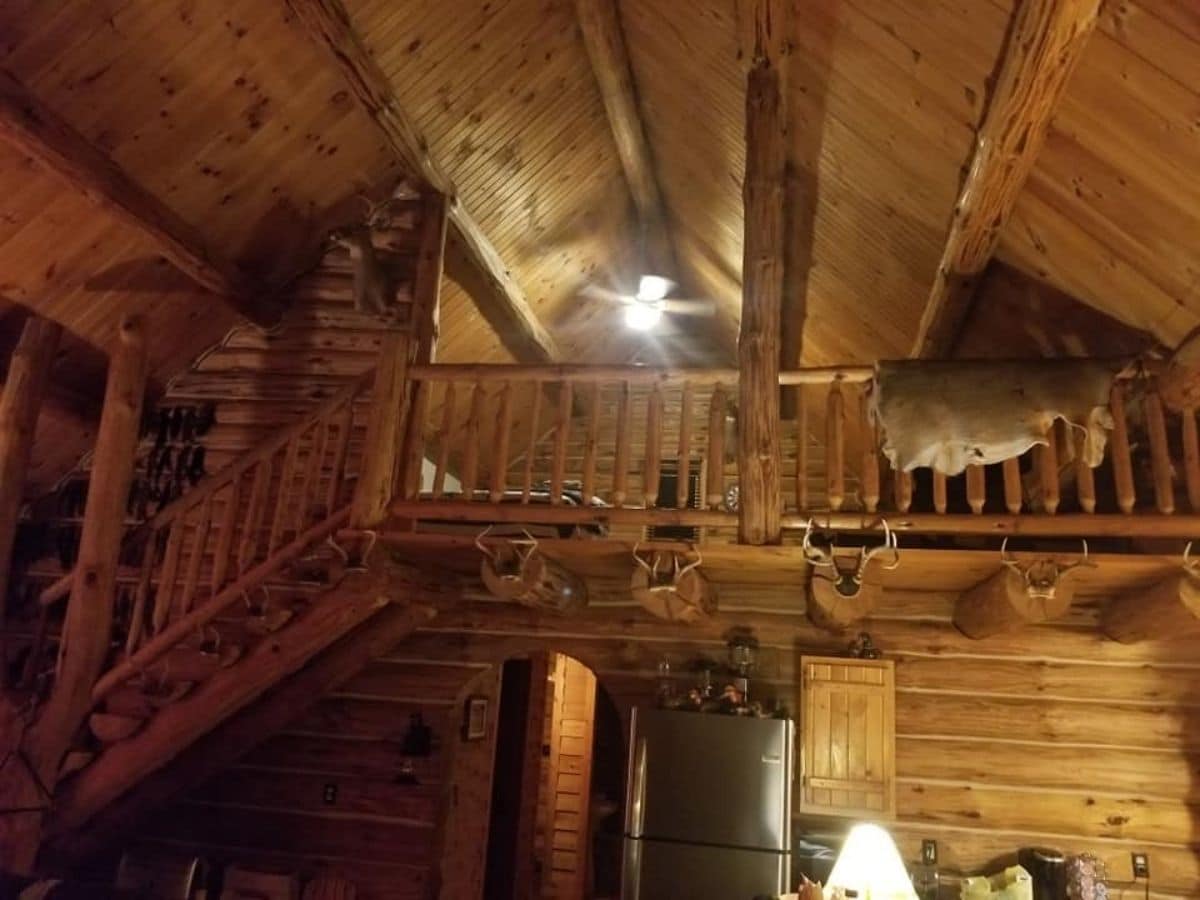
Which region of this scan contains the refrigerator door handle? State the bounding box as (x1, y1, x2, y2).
(628, 736, 648, 837)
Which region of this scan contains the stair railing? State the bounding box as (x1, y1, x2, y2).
(33, 370, 375, 705)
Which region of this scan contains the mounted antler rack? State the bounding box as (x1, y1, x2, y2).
(804, 519, 900, 631)
(630, 544, 714, 623)
(1102, 541, 1200, 643)
(476, 527, 586, 615)
(955, 538, 1094, 638)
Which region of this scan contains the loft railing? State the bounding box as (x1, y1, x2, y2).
(25, 371, 373, 704)
(389, 362, 1199, 538)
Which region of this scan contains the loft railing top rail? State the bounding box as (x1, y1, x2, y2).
(407, 363, 876, 384)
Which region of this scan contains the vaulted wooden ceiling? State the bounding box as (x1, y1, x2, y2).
(1, 0, 1197, 493)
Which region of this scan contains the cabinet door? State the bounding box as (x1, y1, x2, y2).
(798, 656, 895, 818)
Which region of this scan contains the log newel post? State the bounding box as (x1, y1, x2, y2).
(737, 54, 785, 545)
(351, 330, 412, 528)
(0, 316, 146, 873)
(0, 317, 62, 688)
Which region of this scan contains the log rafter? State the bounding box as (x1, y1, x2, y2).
(910, 0, 1102, 359)
(574, 0, 672, 275)
(285, 0, 560, 364)
(0, 70, 278, 327)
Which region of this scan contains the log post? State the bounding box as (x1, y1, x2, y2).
(737, 54, 785, 545)
(1184, 408, 1200, 513)
(826, 381, 845, 512)
(1145, 390, 1175, 514)
(706, 384, 727, 509)
(0, 316, 145, 873)
(965, 464, 986, 515)
(1102, 571, 1200, 643)
(400, 191, 449, 500)
(0, 316, 61, 687)
(1109, 383, 1136, 513)
(859, 389, 880, 513)
(954, 565, 1077, 639)
(351, 330, 412, 527)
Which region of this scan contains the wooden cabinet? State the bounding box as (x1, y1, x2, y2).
(798, 656, 896, 818)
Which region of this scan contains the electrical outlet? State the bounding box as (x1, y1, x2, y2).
(323, 783, 338, 805)
(1131, 852, 1150, 879)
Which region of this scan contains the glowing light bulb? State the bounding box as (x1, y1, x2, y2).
(636, 275, 671, 302)
(624, 302, 663, 331)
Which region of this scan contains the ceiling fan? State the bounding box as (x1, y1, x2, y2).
(581, 275, 717, 331)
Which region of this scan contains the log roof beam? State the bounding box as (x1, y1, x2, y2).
(574, 0, 672, 275)
(910, 0, 1102, 359)
(0, 70, 278, 327)
(285, 0, 560, 364)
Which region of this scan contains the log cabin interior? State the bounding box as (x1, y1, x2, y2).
(1, 0, 1199, 898)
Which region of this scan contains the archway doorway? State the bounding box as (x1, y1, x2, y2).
(445, 651, 623, 900)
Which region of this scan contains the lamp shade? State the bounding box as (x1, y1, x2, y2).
(825, 823, 918, 900)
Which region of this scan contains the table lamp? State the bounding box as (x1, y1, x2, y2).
(825, 823, 919, 900)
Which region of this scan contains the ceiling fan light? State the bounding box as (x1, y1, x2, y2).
(636, 274, 671, 302)
(624, 302, 663, 331)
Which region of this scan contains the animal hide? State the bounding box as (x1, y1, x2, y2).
(872, 359, 1120, 475)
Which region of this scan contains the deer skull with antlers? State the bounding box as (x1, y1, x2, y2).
(630, 544, 714, 624)
(477, 527, 587, 615)
(804, 520, 901, 631)
(955, 538, 1093, 639)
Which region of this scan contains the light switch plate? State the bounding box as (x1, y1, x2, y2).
(1131, 852, 1150, 879)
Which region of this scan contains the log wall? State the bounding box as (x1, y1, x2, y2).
(127, 658, 503, 900)
(123, 582, 1200, 899)
(397, 588, 1200, 900)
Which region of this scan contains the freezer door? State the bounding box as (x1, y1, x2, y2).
(622, 837, 789, 900)
(625, 708, 792, 851)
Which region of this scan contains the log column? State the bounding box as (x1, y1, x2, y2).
(737, 54, 786, 545)
(0, 317, 62, 687)
(0, 316, 146, 873)
(352, 331, 413, 527)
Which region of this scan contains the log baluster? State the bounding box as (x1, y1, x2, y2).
(966, 464, 986, 515)
(644, 383, 663, 506)
(676, 381, 694, 510)
(580, 383, 601, 503)
(932, 470, 948, 515)
(297, 420, 329, 528)
(796, 387, 809, 512)
(1002, 457, 1022, 514)
(1039, 423, 1060, 514)
(325, 401, 355, 515)
(209, 477, 241, 594)
(826, 381, 845, 511)
(238, 459, 271, 575)
(1145, 390, 1175, 514)
(267, 436, 301, 553)
(1073, 428, 1096, 514)
(489, 382, 514, 502)
(893, 469, 913, 514)
(152, 517, 186, 633)
(550, 382, 573, 504)
(612, 381, 631, 507)
(1183, 407, 1200, 513)
(706, 384, 727, 510)
(178, 495, 213, 615)
(460, 381, 486, 500)
(433, 382, 457, 500)
(126, 533, 158, 655)
(1109, 383, 1136, 514)
(859, 388, 879, 513)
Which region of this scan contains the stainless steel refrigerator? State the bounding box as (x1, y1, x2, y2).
(621, 708, 793, 899)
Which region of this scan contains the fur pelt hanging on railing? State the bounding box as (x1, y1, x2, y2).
(871, 358, 1123, 475)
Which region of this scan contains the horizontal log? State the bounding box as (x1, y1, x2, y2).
(243, 734, 445, 784)
(407, 364, 873, 385)
(896, 736, 1200, 802)
(142, 801, 434, 867)
(292, 696, 456, 740)
(338, 659, 484, 703)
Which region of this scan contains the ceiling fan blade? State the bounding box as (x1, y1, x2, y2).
(578, 283, 636, 305)
(661, 298, 718, 316)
